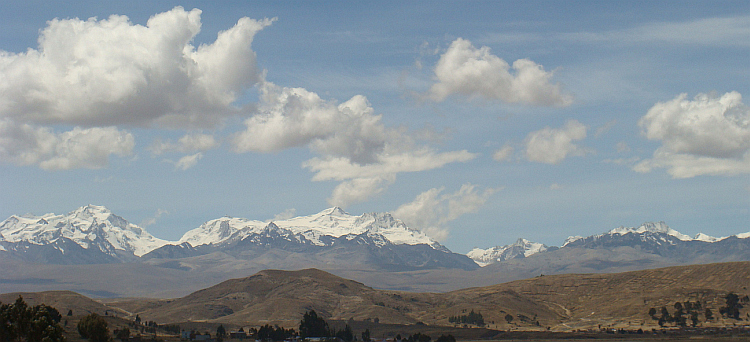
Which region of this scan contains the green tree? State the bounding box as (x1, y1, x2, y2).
(405, 333, 430, 342)
(115, 327, 130, 341)
(335, 324, 353, 342)
(299, 310, 329, 338)
(705, 308, 713, 321)
(78, 313, 110, 342)
(504, 314, 513, 324)
(217, 324, 227, 341)
(435, 335, 455, 342)
(361, 328, 371, 342)
(720, 293, 742, 319)
(690, 311, 699, 327)
(673, 303, 686, 327)
(0, 296, 66, 342)
(658, 306, 671, 327)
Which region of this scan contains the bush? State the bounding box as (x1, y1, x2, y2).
(299, 310, 330, 338)
(435, 335, 455, 342)
(0, 296, 66, 342)
(78, 313, 110, 342)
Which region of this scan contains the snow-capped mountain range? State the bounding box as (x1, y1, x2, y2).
(2, 205, 748, 270)
(178, 207, 444, 251)
(0, 205, 458, 267)
(0, 205, 167, 258)
(467, 221, 750, 266)
(467, 238, 551, 267)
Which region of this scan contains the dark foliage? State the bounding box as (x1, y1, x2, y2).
(720, 293, 743, 320)
(78, 313, 109, 342)
(334, 324, 353, 342)
(435, 334, 455, 342)
(299, 310, 330, 338)
(217, 324, 227, 341)
(447, 309, 484, 326)
(404, 332, 430, 342)
(258, 324, 296, 341)
(0, 296, 66, 342)
(114, 327, 130, 341)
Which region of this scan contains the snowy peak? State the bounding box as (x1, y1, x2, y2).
(474, 222, 748, 267)
(607, 221, 692, 241)
(324, 207, 348, 216)
(178, 216, 264, 247)
(0, 205, 168, 257)
(467, 238, 548, 267)
(177, 207, 443, 251)
(69, 204, 112, 222)
(563, 221, 702, 247)
(693, 232, 721, 242)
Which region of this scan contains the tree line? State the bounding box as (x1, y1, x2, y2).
(447, 309, 484, 327)
(648, 293, 748, 327)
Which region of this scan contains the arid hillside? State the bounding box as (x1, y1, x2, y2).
(4, 262, 749, 332)
(0, 290, 113, 317)
(119, 262, 750, 331)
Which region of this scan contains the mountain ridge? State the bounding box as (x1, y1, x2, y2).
(468, 221, 750, 266)
(0, 205, 476, 271)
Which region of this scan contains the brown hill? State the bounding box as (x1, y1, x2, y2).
(6, 262, 748, 332)
(125, 261, 750, 331)
(136, 268, 444, 326)
(447, 261, 750, 330)
(0, 290, 113, 317)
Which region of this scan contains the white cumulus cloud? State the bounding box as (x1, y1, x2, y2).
(427, 38, 572, 106)
(150, 133, 219, 155)
(234, 83, 394, 164)
(635, 91, 750, 177)
(393, 184, 500, 241)
(525, 119, 589, 164)
(0, 6, 273, 128)
(0, 119, 134, 170)
(493, 144, 514, 162)
(174, 152, 203, 170)
(233, 82, 477, 207)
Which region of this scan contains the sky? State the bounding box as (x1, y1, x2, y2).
(0, 0, 748, 254)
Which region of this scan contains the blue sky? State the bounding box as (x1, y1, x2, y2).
(0, 1, 748, 253)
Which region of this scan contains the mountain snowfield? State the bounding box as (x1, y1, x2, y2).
(467, 221, 750, 266)
(0, 205, 445, 259)
(1, 205, 749, 267)
(467, 238, 549, 267)
(0, 205, 168, 257)
(563, 221, 729, 246)
(179, 207, 444, 250)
